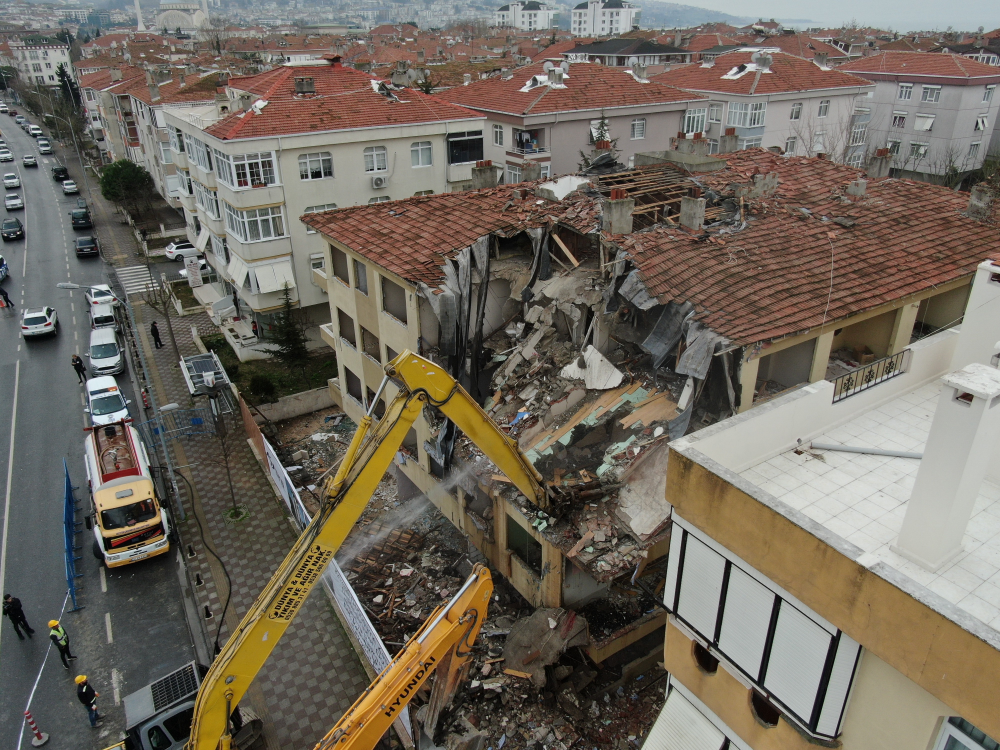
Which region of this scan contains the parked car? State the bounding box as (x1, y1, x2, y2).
(84, 376, 130, 426)
(13, 115, 24, 125)
(52, 165, 68, 181)
(164, 240, 199, 261)
(61, 180, 79, 195)
(0, 103, 8, 114)
(7, 109, 17, 116)
(37, 138, 51, 154)
(22, 155, 36, 168)
(21, 306, 58, 337)
(89, 302, 117, 330)
(85, 284, 118, 307)
(75, 236, 99, 257)
(177, 258, 208, 278)
(3, 173, 19, 188)
(87, 327, 124, 375)
(4, 194, 23, 211)
(0, 149, 14, 163)
(70, 207, 93, 229)
(1, 217, 23, 240)
(0, 253, 8, 281)
(27, 125, 42, 138)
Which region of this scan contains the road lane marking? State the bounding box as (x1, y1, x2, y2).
(112, 669, 121, 705)
(72, 316, 76, 325)
(71, 302, 75, 312)
(100, 566, 107, 592)
(105, 612, 113, 643)
(0, 359, 21, 611)
(74, 331, 77, 341)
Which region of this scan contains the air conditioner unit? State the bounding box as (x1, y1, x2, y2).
(372, 175, 389, 189)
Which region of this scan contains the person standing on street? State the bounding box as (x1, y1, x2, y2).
(2, 594, 34, 640)
(75, 676, 103, 728)
(71, 354, 88, 384)
(0, 286, 13, 311)
(49, 620, 77, 669)
(150, 320, 163, 349)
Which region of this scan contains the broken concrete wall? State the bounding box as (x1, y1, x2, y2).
(562, 558, 610, 608)
(419, 294, 441, 348)
(615, 440, 671, 539)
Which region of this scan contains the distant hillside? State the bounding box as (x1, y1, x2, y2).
(637, 1, 752, 29)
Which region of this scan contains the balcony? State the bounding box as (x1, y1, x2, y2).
(217, 182, 284, 210)
(311, 266, 328, 290)
(172, 150, 188, 169)
(831, 350, 910, 403)
(226, 234, 293, 264)
(192, 164, 216, 189)
(319, 322, 337, 350)
(511, 128, 547, 155)
(177, 191, 195, 212)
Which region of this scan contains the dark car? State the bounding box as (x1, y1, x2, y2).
(75, 236, 99, 257)
(1, 217, 23, 240)
(70, 207, 93, 229)
(52, 165, 68, 181)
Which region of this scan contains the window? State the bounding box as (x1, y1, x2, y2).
(682, 109, 705, 135)
(985, 85, 996, 104)
(846, 152, 863, 168)
(302, 203, 337, 233)
(921, 85, 942, 103)
(738, 136, 762, 150)
(892, 111, 906, 128)
(975, 115, 989, 132)
(727, 102, 749, 127)
(413, 190, 434, 196)
(692, 642, 719, 674)
(817, 99, 830, 118)
(192, 181, 220, 219)
(506, 514, 542, 576)
(184, 135, 213, 172)
(331, 246, 350, 284)
(751, 692, 781, 727)
(337, 308, 357, 347)
(914, 114, 936, 131)
(179, 169, 192, 195)
(159, 142, 172, 164)
(493, 123, 504, 146)
(748, 101, 766, 127)
(147, 726, 171, 750)
(506, 164, 521, 184)
(298, 152, 333, 180)
(540, 163, 550, 178)
(169, 126, 185, 152)
(707, 139, 719, 154)
(909, 141, 929, 158)
(447, 131, 484, 164)
(898, 83, 912, 100)
(708, 103, 722, 122)
(344, 367, 363, 405)
(381, 277, 408, 324)
(849, 122, 867, 146)
(365, 388, 386, 419)
(223, 203, 285, 242)
(215, 151, 276, 188)
(785, 136, 797, 155)
(163, 707, 195, 742)
(353, 259, 368, 295)
(363, 146, 387, 172)
(887, 139, 901, 155)
(360, 326, 380, 361)
(789, 102, 802, 120)
(209, 232, 228, 263)
(969, 142, 981, 160)
(31, 63, 41, 73)
(387, 346, 399, 363)
(368, 196, 391, 204)
(410, 141, 432, 167)
(631, 117, 647, 139)
(933, 717, 1000, 750)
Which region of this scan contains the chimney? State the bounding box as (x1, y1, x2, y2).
(718, 127, 738, 154)
(893, 363, 1000, 571)
(471, 160, 497, 190)
(679, 195, 706, 230)
(632, 61, 647, 81)
(463, 73, 472, 85)
(674, 31, 682, 47)
(294, 76, 315, 94)
(602, 189, 634, 235)
(967, 183, 994, 221)
(814, 52, 828, 67)
(845, 178, 866, 197)
(178, 71, 186, 88)
(867, 148, 891, 179)
(110, 67, 123, 82)
(549, 67, 563, 85)
(951, 261, 1000, 372)
(417, 49, 424, 63)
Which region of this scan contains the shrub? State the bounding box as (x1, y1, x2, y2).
(249, 374, 277, 403)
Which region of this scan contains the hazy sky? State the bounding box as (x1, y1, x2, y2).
(682, 0, 1000, 33)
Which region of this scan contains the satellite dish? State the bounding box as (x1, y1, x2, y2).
(626, 56, 639, 66)
(406, 68, 418, 82)
(542, 60, 554, 73)
(560, 60, 569, 74)
(750, 50, 762, 64)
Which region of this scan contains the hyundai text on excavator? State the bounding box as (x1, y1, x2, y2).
(107, 351, 552, 750)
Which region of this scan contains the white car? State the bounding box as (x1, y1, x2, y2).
(22, 155, 36, 167)
(85, 284, 119, 307)
(4, 194, 23, 210)
(21, 306, 58, 337)
(164, 240, 199, 261)
(0, 150, 13, 162)
(27, 125, 42, 137)
(84, 377, 131, 426)
(3, 173, 19, 188)
(37, 139, 51, 154)
(178, 259, 208, 278)
(62, 180, 79, 194)
(0, 103, 8, 114)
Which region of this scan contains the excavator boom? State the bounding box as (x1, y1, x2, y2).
(186, 351, 547, 750)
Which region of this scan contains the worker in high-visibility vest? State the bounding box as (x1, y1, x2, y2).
(49, 620, 77, 669)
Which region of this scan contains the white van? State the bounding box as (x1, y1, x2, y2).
(88, 328, 124, 376)
(28, 124, 43, 137)
(90, 302, 117, 330)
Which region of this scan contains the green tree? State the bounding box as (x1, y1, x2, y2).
(99, 159, 156, 219)
(415, 76, 437, 94)
(271, 284, 310, 381)
(56, 63, 81, 110)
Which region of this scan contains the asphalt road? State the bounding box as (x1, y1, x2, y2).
(0, 116, 195, 749)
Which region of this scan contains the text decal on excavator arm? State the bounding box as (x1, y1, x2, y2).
(384, 656, 438, 718)
(268, 544, 334, 621)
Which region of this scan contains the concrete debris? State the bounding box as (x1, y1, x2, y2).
(559, 345, 625, 390)
(502, 609, 589, 686)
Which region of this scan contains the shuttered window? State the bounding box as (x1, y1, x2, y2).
(676, 536, 726, 638)
(717, 566, 774, 677)
(644, 688, 727, 750)
(817, 634, 860, 736)
(763, 602, 832, 721)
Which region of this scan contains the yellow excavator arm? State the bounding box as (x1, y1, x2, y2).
(187, 351, 548, 750)
(315, 564, 493, 750)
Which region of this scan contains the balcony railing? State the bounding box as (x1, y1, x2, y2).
(831, 349, 910, 403)
(509, 145, 549, 155)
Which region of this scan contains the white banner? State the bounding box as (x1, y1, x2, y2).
(185, 255, 204, 288)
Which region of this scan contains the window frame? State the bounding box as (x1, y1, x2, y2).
(302, 203, 337, 233)
(493, 123, 504, 146)
(298, 151, 333, 180)
(363, 145, 388, 173)
(738, 136, 762, 150)
(913, 113, 936, 132)
(682, 109, 705, 135)
(789, 102, 802, 121)
(727, 101, 750, 128)
(969, 141, 982, 160)
(222, 202, 286, 243)
(630, 117, 647, 139)
(506, 164, 521, 183)
(748, 101, 767, 127)
(909, 141, 930, 159)
(215, 150, 277, 189)
(891, 111, 906, 129)
(708, 103, 723, 122)
(785, 136, 797, 155)
(353, 259, 368, 295)
(921, 85, 942, 103)
(898, 83, 912, 100)
(985, 85, 996, 104)
(817, 99, 830, 118)
(887, 139, 901, 155)
(410, 141, 432, 168)
(975, 115, 989, 132)
(446, 130, 484, 165)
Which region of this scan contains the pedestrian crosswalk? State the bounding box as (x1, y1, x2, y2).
(115, 265, 159, 297)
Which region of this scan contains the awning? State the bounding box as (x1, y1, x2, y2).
(254, 260, 296, 294)
(195, 227, 210, 252)
(227, 255, 249, 288)
(642, 688, 726, 750)
(192, 282, 223, 306)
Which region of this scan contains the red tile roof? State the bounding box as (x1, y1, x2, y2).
(841, 51, 1000, 80)
(78, 65, 145, 91)
(759, 34, 849, 61)
(204, 62, 483, 140)
(652, 50, 873, 95)
(435, 60, 704, 117)
(621, 151, 1000, 345)
(121, 72, 221, 105)
(678, 33, 739, 54)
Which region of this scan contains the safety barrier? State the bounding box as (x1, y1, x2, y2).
(63, 459, 84, 612)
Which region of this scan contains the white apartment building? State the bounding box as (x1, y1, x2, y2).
(163, 55, 484, 356)
(841, 52, 1000, 184)
(570, 0, 639, 37)
(493, 1, 558, 31)
(9, 37, 74, 88)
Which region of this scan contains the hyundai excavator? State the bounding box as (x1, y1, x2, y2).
(105, 351, 551, 750)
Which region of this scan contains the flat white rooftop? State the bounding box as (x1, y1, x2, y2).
(740, 380, 1000, 633)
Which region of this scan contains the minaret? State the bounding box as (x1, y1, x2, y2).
(135, 0, 146, 32)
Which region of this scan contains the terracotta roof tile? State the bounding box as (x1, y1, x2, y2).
(841, 51, 1000, 79)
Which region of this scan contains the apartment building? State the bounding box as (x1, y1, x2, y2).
(493, 1, 558, 31)
(163, 55, 484, 356)
(79, 66, 146, 163)
(840, 52, 1000, 184)
(570, 0, 639, 37)
(647, 256, 1000, 750)
(9, 37, 74, 87)
(437, 60, 706, 180)
(652, 49, 874, 162)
